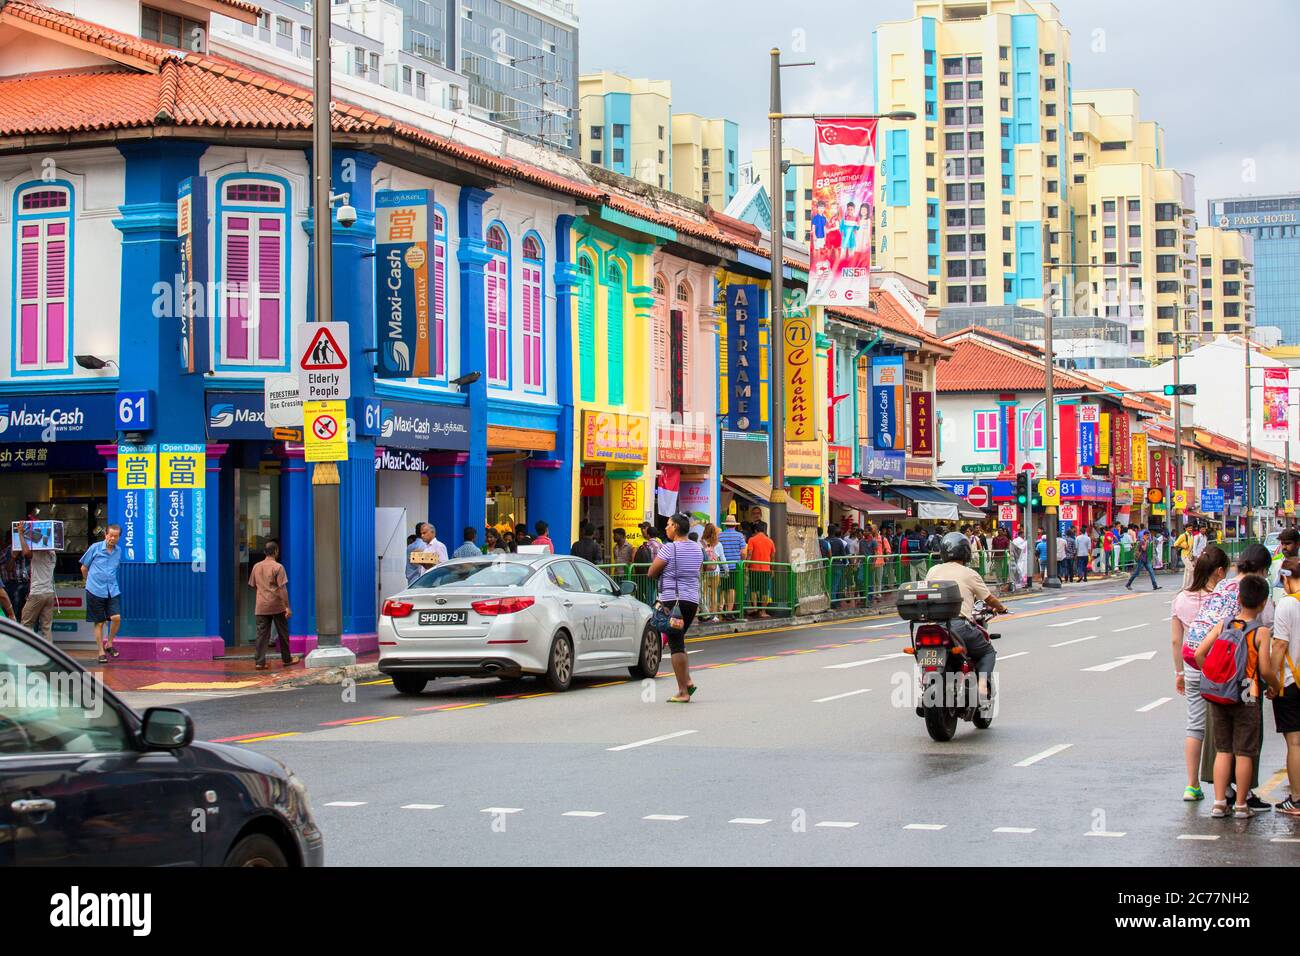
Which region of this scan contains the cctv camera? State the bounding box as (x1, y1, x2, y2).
(337, 204, 357, 228)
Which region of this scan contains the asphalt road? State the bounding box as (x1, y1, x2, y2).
(138, 579, 1300, 866)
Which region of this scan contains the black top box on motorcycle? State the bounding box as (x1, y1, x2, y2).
(896, 580, 963, 621)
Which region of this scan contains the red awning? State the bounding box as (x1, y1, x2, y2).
(828, 483, 906, 517)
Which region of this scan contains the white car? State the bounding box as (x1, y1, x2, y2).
(377, 553, 660, 694)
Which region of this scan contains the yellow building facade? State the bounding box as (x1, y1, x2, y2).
(671, 113, 740, 208)
(1196, 226, 1256, 337)
(578, 72, 672, 188)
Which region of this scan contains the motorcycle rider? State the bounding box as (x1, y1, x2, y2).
(924, 531, 1006, 702)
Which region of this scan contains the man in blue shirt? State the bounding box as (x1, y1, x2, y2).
(718, 515, 747, 618)
(81, 524, 123, 663)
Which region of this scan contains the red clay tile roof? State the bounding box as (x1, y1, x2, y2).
(825, 294, 952, 354)
(1193, 429, 1285, 468)
(936, 337, 1094, 393)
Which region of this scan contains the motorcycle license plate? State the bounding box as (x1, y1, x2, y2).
(915, 647, 943, 668)
(418, 610, 467, 626)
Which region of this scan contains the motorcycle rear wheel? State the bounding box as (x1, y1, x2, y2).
(972, 712, 993, 730)
(924, 706, 959, 741)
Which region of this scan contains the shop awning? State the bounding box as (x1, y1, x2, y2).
(883, 483, 985, 521)
(828, 482, 906, 517)
(723, 476, 819, 520)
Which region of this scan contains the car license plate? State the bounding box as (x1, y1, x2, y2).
(915, 647, 942, 668)
(418, 610, 467, 626)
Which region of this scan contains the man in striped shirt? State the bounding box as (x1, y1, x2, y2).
(718, 515, 746, 617)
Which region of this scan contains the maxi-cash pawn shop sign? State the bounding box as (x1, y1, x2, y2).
(304, 400, 348, 463)
(297, 322, 351, 401)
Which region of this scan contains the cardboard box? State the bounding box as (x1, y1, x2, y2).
(12, 520, 64, 552)
(408, 549, 441, 566)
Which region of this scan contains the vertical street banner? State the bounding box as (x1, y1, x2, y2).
(808, 119, 877, 306)
(1130, 433, 1148, 483)
(1264, 367, 1290, 440)
(177, 176, 209, 375)
(375, 189, 432, 378)
(1058, 403, 1078, 474)
(782, 291, 815, 441)
(910, 391, 933, 457)
(1114, 412, 1131, 475)
(726, 284, 763, 431)
(1079, 404, 1099, 467)
(115, 444, 157, 563)
(159, 443, 206, 564)
(611, 478, 644, 545)
(1098, 412, 1111, 467)
(871, 354, 904, 450)
(1000, 404, 1018, 470)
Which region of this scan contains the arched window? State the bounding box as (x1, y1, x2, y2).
(675, 281, 692, 395)
(653, 274, 666, 297)
(606, 260, 624, 405)
(14, 183, 72, 372)
(432, 206, 448, 380)
(484, 224, 509, 386)
(521, 234, 544, 391)
(577, 254, 596, 402)
(218, 176, 288, 366)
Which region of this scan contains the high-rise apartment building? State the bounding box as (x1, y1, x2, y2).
(872, 0, 1073, 315)
(749, 147, 814, 243)
(578, 73, 739, 204)
(1070, 89, 1198, 362)
(671, 114, 739, 208)
(1195, 226, 1256, 337)
(1206, 193, 1300, 344)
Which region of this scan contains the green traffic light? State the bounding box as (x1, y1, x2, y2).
(1163, 385, 1175, 396)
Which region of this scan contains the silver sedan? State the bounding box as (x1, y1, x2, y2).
(377, 553, 660, 694)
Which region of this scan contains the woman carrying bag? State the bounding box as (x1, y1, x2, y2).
(648, 513, 704, 704)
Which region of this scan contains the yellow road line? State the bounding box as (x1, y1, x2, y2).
(239, 732, 301, 743)
(590, 680, 629, 688)
(138, 680, 265, 691)
(342, 715, 403, 725)
(359, 678, 393, 686)
(437, 702, 489, 712)
(519, 691, 555, 699)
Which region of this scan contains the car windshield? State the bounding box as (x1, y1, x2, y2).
(411, 561, 533, 589)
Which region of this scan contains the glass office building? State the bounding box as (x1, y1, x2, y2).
(1207, 193, 1300, 344)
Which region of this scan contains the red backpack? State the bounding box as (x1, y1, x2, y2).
(1200, 618, 1262, 706)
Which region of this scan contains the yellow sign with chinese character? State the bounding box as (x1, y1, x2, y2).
(1098, 413, 1111, 466)
(581, 410, 649, 465)
(160, 447, 206, 489)
(610, 478, 644, 544)
(1287, 499, 1296, 517)
(303, 400, 349, 463)
(1038, 479, 1061, 507)
(118, 447, 157, 490)
(793, 484, 820, 515)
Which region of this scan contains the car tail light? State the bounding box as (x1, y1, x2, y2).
(382, 600, 414, 618)
(472, 596, 536, 616)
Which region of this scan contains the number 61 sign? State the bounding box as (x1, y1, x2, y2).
(115, 390, 155, 432)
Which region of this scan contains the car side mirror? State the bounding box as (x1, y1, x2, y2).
(141, 707, 194, 750)
(620, 580, 636, 596)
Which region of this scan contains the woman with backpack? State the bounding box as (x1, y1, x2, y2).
(1182, 542, 1275, 811)
(1171, 545, 1230, 802)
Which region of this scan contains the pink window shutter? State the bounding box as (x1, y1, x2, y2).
(256, 230, 282, 360)
(44, 235, 67, 364)
(485, 268, 499, 382)
(19, 240, 39, 365)
(225, 230, 250, 360)
(530, 280, 542, 386)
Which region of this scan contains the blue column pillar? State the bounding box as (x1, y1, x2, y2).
(281, 447, 317, 648)
(457, 187, 492, 538)
(110, 141, 214, 658)
(527, 214, 576, 547)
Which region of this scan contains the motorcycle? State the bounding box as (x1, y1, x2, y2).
(897, 581, 1001, 741)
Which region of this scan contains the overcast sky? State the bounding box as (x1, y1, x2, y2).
(578, 0, 1299, 209)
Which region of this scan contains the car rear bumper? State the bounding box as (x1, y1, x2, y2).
(378, 656, 527, 678)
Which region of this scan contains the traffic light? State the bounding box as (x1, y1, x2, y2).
(1163, 384, 1197, 396)
(1016, 472, 1030, 506)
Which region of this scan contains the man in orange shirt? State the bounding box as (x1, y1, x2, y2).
(744, 521, 777, 618)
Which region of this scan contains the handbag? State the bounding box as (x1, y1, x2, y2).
(669, 602, 685, 631)
(649, 602, 672, 634)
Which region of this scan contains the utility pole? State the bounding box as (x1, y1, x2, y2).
(1172, 334, 1183, 537)
(1245, 335, 1253, 540)
(305, 0, 354, 668)
(765, 47, 914, 564)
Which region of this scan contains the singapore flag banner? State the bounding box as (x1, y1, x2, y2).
(807, 118, 877, 306)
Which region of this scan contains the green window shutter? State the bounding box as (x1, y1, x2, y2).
(607, 280, 624, 405)
(579, 272, 596, 402)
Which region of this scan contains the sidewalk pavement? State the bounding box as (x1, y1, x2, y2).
(76, 565, 1179, 696)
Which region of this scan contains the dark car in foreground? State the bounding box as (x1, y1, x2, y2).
(0, 617, 322, 866)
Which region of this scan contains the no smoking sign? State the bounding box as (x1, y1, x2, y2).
(303, 400, 348, 463)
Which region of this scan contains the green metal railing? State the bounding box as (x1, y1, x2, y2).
(597, 538, 1256, 619)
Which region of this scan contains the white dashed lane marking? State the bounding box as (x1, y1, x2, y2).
(729, 818, 772, 826)
(994, 827, 1037, 834)
(1086, 831, 1127, 838)
(400, 804, 444, 811)
(1014, 744, 1073, 767)
(562, 810, 605, 818)
(824, 653, 908, 670)
(607, 730, 698, 751)
(481, 807, 523, 814)
(815, 821, 860, 829)
(904, 823, 947, 831)
(813, 688, 873, 703)
(998, 651, 1030, 660)
(1177, 834, 1220, 841)
(1137, 697, 1172, 712)
(1113, 623, 1149, 632)
(643, 814, 688, 822)
(1047, 617, 1101, 628)
(324, 801, 367, 807)
(1050, 634, 1100, 648)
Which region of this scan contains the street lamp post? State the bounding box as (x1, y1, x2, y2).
(766, 47, 914, 564)
(305, 0, 354, 668)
